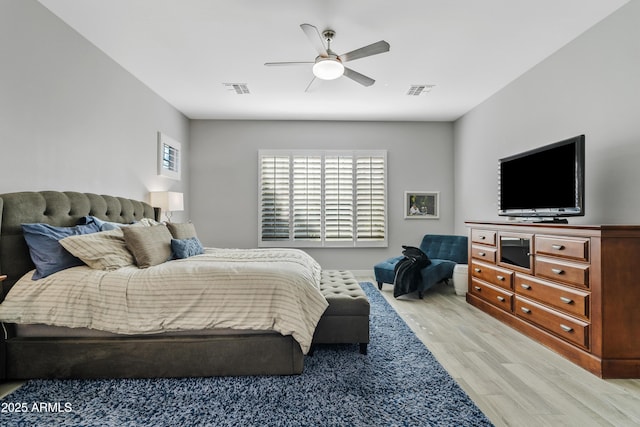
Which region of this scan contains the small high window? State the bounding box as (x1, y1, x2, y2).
(157, 132, 181, 180)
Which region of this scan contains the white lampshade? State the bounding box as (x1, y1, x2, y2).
(312, 58, 344, 80)
(149, 191, 184, 221)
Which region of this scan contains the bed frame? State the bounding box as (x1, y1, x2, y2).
(0, 191, 303, 379)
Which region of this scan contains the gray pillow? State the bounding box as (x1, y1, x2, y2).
(166, 222, 198, 240)
(122, 224, 173, 268)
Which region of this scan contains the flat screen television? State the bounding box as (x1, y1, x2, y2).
(498, 135, 585, 221)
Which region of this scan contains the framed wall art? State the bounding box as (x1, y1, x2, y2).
(404, 191, 439, 219)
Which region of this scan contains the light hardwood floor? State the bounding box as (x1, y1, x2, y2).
(2, 277, 639, 426)
(354, 274, 640, 427)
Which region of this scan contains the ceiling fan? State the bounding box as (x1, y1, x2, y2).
(265, 24, 390, 90)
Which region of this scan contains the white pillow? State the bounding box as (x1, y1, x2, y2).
(138, 218, 161, 227)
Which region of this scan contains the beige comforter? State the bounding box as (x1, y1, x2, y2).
(0, 248, 327, 354)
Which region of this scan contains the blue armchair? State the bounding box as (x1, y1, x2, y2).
(374, 234, 468, 298)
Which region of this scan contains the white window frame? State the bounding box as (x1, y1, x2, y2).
(258, 149, 387, 248)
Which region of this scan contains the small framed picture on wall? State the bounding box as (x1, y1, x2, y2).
(404, 191, 439, 219)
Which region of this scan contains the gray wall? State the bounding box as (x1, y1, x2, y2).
(0, 0, 189, 220)
(11, 0, 636, 271)
(453, 0, 640, 233)
(189, 120, 455, 270)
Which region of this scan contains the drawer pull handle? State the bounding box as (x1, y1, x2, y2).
(521, 307, 531, 314)
(496, 275, 505, 281)
(520, 284, 531, 290)
(479, 235, 486, 240)
(552, 244, 565, 250)
(551, 268, 564, 275)
(474, 286, 482, 291)
(560, 324, 574, 333)
(478, 252, 486, 256)
(474, 268, 481, 273)
(560, 297, 574, 304)
(496, 296, 505, 302)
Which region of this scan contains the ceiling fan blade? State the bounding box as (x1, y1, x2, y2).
(343, 67, 375, 87)
(300, 23, 328, 57)
(264, 61, 314, 66)
(338, 40, 390, 63)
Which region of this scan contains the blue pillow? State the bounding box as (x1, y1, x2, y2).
(22, 222, 101, 279)
(78, 215, 127, 231)
(171, 237, 205, 260)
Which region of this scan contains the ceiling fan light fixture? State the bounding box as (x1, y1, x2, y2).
(312, 58, 344, 80)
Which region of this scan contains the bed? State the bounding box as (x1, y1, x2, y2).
(0, 191, 328, 378)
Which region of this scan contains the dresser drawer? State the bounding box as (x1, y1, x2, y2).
(515, 297, 589, 349)
(471, 261, 513, 290)
(535, 257, 589, 289)
(515, 274, 589, 320)
(471, 245, 497, 263)
(471, 279, 513, 312)
(535, 235, 589, 262)
(471, 229, 496, 246)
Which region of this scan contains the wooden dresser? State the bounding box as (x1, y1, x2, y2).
(466, 221, 640, 378)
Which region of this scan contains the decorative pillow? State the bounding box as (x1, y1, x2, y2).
(137, 218, 161, 227)
(122, 224, 173, 268)
(166, 222, 198, 240)
(22, 222, 101, 279)
(60, 229, 135, 270)
(171, 237, 205, 259)
(77, 216, 130, 231)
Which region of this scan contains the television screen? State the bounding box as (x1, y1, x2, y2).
(498, 135, 585, 219)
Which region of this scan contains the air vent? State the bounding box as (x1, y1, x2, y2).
(407, 85, 435, 96)
(223, 83, 250, 94)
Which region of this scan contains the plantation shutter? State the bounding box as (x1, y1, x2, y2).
(259, 150, 386, 248)
(162, 143, 179, 173)
(260, 155, 290, 241)
(325, 155, 354, 242)
(292, 155, 322, 241)
(356, 155, 386, 241)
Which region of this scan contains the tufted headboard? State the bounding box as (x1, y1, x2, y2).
(0, 191, 156, 297)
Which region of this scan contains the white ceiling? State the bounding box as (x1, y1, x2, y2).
(38, 0, 628, 122)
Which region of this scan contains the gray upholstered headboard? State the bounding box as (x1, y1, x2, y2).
(0, 191, 156, 297)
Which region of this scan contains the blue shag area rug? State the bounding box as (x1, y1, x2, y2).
(1, 283, 492, 426)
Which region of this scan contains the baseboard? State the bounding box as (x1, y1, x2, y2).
(349, 269, 375, 278)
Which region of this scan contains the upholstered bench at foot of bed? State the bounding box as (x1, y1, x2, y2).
(312, 270, 370, 355)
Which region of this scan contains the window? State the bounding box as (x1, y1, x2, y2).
(157, 132, 181, 180)
(259, 150, 387, 248)
(162, 144, 179, 172)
